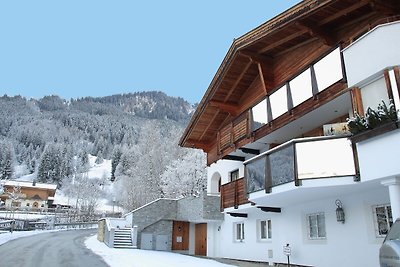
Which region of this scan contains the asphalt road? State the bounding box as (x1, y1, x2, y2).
(0, 229, 109, 267)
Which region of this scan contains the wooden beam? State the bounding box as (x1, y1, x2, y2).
(384, 69, 394, 101)
(369, 0, 399, 16)
(295, 21, 336, 46)
(258, 29, 308, 54)
(394, 67, 400, 105)
(209, 100, 239, 116)
(184, 139, 212, 152)
(199, 110, 220, 141)
(257, 207, 282, 213)
(222, 155, 246, 162)
(239, 147, 260, 155)
(257, 62, 274, 93)
(350, 87, 364, 117)
(227, 212, 248, 218)
(318, 1, 371, 26)
(223, 59, 253, 102)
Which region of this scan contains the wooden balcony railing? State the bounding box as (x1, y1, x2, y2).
(220, 178, 249, 211)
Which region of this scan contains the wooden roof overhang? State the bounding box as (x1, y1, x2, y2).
(179, 0, 400, 157)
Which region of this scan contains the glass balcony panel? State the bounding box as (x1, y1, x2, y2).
(314, 48, 343, 92)
(269, 85, 287, 119)
(296, 138, 355, 179)
(246, 157, 266, 193)
(252, 99, 268, 131)
(290, 68, 312, 107)
(269, 145, 295, 186)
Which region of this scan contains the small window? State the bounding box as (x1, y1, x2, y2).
(230, 170, 239, 182)
(26, 203, 30, 207)
(235, 222, 245, 242)
(373, 204, 393, 237)
(307, 213, 326, 239)
(259, 219, 272, 240)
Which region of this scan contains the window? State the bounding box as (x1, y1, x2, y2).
(12, 201, 21, 207)
(235, 222, 245, 242)
(26, 203, 30, 207)
(230, 169, 239, 182)
(259, 219, 272, 240)
(307, 213, 326, 239)
(374, 204, 393, 237)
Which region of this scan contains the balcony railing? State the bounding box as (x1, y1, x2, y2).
(220, 178, 249, 210)
(245, 135, 357, 194)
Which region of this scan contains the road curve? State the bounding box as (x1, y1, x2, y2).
(0, 229, 109, 267)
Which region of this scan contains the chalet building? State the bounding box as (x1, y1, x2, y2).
(0, 181, 57, 210)
(179, 1, 400, 266)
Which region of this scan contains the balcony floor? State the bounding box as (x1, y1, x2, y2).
(248, 175, 383, 207)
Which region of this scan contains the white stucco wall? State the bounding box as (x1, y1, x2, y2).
(343, 21, 400, 88)
(212, 187, 388, 267)
(357, 129, 400, 182)
(360, 76, 389, 111)
(207, 160, 244, 194)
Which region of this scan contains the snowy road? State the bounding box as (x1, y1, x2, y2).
(0, 229, 108, 267)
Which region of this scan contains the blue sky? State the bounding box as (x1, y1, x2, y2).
(0, 1, 301, 104)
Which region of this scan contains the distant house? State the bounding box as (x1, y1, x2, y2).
(0, 181, 57, 210)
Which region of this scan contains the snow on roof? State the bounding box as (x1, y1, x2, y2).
(2, 180, 57, 190)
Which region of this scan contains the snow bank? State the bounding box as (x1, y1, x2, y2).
(85, 235, 235, 267)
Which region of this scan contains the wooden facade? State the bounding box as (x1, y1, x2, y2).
(0, 181, 56, 209)
(179, 0, 400, 166)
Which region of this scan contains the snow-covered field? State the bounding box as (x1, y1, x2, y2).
(85, 234, 235, 267)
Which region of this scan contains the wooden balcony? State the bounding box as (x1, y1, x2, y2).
(220, 178, 249, 210)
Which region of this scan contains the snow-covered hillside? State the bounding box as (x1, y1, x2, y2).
(15, 155, 123, 214)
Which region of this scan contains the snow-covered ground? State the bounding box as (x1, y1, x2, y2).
(0, 229, 235, 267)
(0, 229, 63, 246)
(85, 234, 235, 267)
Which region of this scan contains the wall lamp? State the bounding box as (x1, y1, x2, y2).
(335, 199, 345, 224)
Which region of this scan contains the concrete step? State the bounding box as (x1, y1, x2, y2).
(114, 244, 135, 249)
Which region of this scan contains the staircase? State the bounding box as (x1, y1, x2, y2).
(113, 228, 135, 249)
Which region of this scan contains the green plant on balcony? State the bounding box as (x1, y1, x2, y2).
(347, 100, 398, 135)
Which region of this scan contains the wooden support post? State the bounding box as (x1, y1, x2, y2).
(350, 87, 364, 117)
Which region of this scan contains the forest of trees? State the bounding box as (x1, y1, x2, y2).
(0, 92, 206, 211)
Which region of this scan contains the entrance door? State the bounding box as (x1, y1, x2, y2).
(195, 223, 207, 256)
(172, 221, 189, 251)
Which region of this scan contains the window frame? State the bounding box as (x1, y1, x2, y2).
(307, 212, 326, 240)
(258, 219, 272, 241)
(234, 222, 245, 242)
(230, 169, 240, 182)
(373, 204, 393, 238)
